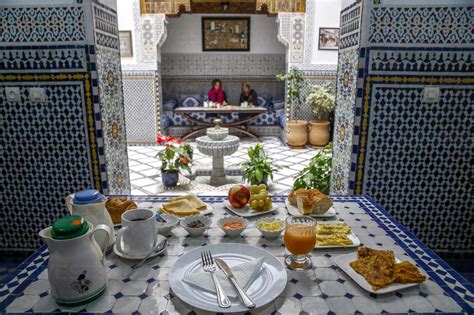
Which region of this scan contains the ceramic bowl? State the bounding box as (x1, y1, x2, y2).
(217, 216, 248, 238)
(156, 213, 178, 236)
(256, 217, 285, 239)
(180, 215, 212, 237)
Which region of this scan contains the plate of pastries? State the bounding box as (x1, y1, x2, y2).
(334, 246, 427, 294)
(158, 194, 213, 219)
(315, 222, 360, 248)
(286, 188, 336, 218)
(105, 197, 138, 225)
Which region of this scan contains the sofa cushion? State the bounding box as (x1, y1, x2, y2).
(257, 95, 272, 109)
(250, 111, 278, 126)
(272, 98, 285, 110)
(163, 99, 177, 110)
(177, 94, 202, 107)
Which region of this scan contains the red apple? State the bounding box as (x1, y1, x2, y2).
(228, 185, 250, 208)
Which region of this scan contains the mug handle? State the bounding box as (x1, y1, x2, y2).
(115, 226, 130, 257)
(91, 224, 112, 262)
(65, 195, 73, 214)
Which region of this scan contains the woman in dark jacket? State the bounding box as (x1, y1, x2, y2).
(239, 82, 258, 105)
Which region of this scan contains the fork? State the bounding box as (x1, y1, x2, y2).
(201, 251, 231, 308)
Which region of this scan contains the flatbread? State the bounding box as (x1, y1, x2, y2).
(350, 249, 396, 291)
(162, 199, 200, 216)
(172, 194, 207, 210)
(316, 233, 353, 246)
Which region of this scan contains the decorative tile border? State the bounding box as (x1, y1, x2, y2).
(339, 1, 362, 50)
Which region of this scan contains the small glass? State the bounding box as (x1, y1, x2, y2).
(283, 216, 317, 270)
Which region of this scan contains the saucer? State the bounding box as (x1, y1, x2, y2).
(113, 234, 167, 260)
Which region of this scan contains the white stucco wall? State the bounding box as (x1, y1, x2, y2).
(311, 0, 342, 65)
(161, 14, 285, 54)
(117, 0, 136, 64)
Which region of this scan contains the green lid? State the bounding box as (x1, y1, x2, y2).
(51, 215, 90, 240)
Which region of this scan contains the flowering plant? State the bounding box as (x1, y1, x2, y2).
(156, 135, 192, 174)
(306, 84, 335, 121)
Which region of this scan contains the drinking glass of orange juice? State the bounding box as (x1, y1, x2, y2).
(283, 216, 317, 270)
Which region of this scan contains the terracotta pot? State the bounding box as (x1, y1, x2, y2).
(308, 120, 331, 147)
(286, 120, 308, 148)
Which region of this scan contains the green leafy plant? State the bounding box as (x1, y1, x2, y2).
(292, 142, 332, 194)
(276, 67, 304, 121)
(238, 144, 284, 185)
(156, 135, 192, 174)
(306, 84, 335, 121)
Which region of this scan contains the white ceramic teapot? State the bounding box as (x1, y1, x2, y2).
(39, 215, 112, 306)
(65, 189, 115, 248)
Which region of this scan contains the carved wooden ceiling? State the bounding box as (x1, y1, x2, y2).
(140, 0, 305, 15)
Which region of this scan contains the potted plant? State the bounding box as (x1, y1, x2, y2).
(238, 144, 283, 186)
(276, 67, 307, 148)
(306, 84, 335, 147)
(292, 142, 332, 194)
(156, 135, 192, 188)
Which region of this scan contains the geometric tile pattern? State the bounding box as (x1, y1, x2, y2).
(1, 196, 472, 313)
(0, 83, 92, 250)
(122, 73, 159, 144)
(0, 6, 85, 43)
(369, 6, 473, 45)
(363, 85, 474, 252)
(331, 48, 359, 195)
(96, 47, 131, 194)
(128, 137, 318, 196)
(93, 2, 131, 194)
(339, 1, 362, 50)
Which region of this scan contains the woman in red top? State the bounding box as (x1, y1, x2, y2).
(208, 79, 227, 105)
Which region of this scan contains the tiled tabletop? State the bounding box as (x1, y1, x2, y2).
(1, 195, 472, 314)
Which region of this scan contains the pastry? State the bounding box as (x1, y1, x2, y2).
(316, 223, 351, 235)
(105, 197, 137, 224)
(316, 233, 353, 246)
(289, 188, 333, 215)
(394, 261, 427, 284)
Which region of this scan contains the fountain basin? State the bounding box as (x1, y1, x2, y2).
(196, 135, 239, 157)
(207, 127, 229, 141)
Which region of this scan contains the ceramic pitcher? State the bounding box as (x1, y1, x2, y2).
(39, 215, 112, 306)
(65, 189, 115, 248)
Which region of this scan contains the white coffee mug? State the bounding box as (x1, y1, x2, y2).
(116, 208, 157, 257)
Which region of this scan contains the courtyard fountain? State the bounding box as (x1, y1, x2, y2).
(196, 119, 240, 186)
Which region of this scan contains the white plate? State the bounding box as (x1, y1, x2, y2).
(334, 252, 421, 294)
(315, 221, 361, 249)
(155, 203, 214, 220)
(285, 198, 336, 218)
(223, 200, 278, 218)
(113, 234, 167, 260)
(169, 243, 287, 313)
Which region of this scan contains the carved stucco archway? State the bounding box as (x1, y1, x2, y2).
(128, 0, 316, 134)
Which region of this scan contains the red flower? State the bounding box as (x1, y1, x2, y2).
(157, 135, 168, 144)
(176, 138, 185, 143)
(179, 157, 189, 164)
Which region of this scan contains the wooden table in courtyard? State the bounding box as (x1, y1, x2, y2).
(0, 195, 472, 314)
(175, 106, 267, 140)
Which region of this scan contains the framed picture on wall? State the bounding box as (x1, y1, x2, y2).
(119, 31, 133, 57)
(318, 28, 340, 50)
(202, 17, 250, 52)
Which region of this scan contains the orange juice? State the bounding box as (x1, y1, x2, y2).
(284, 224, 316, 255)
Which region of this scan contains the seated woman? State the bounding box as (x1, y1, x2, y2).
(208, 79, 227, 105)
(239, 82, 258, 105)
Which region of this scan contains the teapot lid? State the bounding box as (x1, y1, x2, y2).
(73, 189, 103, 205)
(51, 215, 89, 240)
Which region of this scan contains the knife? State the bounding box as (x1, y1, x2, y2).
(215, 258, 256, 309)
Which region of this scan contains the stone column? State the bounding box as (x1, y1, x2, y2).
(210, 156, 226, 186)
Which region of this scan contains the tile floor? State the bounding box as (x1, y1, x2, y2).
(128, 137, 319, 195)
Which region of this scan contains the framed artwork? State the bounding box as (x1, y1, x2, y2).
(318, 28, 340, 50)
(119, 31, 133, 57)
(202, 17, 250, 52)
